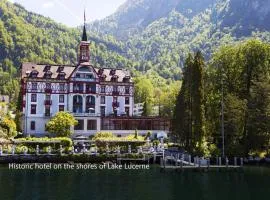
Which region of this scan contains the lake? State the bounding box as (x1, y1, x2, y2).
(0, 165, 269, 200)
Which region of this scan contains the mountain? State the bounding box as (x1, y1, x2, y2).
(1, 0, 270, 82)
(89, 0, 270, 80)
(90, 0, 217, 39)
(0, 0, 134, 77)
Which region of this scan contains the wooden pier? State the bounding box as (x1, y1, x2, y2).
(160, 157, 244, 172)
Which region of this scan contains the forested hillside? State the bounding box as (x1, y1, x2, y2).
(90, 0, 270, 80)
(0, 0, 138, 108)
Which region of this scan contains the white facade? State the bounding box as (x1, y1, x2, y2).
(21, 28, 170, 138)
(22, 64, 135, 137)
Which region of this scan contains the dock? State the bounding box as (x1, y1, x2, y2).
(159, 156, 244, 172)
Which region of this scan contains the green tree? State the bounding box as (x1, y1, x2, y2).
(45, 112, 78, 137)
(0, 115, 17, 138)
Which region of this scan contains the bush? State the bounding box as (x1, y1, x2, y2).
(14, 137, 73, 153)
(93, 132, 146, 153)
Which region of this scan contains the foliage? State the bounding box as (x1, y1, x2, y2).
(45, 112, 78, 137)
(14, 137, 73, 153)
(172, 51, 206, 154)
(207, 39, 270, 156)
(0, 115, 17, 138)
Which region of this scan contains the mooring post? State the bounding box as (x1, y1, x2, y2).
(219, 157, 222, 166)
(180, 154, 183, 169)
(234, 157, 237, 166)
(207, 158, 210, 169)
(226, 157, 229, 168)
(216, 156, 218, 166)
(189, 155, 191, 165)
(240, 157, 243, 167)
(153, 152, 156, 164)
(162, 149, 165, 160)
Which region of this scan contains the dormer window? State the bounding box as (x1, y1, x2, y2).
(44, 65, 51, 72)
(30, 70, 39, 78)
(111, 75, 118, 82)
(98, 69, 104, 75)
(123, 76, 131, 83)
(58, 72, 66, 80)
(44, 71, 52, 79)
(100, 74, 106, 82)
(110, 69, 116, 76)
(57, 66, 64, 72)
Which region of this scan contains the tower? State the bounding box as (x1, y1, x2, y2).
(78, 11, 90, 64)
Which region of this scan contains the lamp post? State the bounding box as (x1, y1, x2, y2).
(221, 64, 225, 158)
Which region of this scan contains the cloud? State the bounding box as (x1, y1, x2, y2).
(42, 1, 55, 8)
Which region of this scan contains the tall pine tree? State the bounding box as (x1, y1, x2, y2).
(173, 51, 206, 153)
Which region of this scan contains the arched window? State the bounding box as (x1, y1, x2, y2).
(73, 95, 83, 113)
(86, 96, 95, 114)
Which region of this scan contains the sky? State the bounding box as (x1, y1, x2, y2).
(7, 0, 126, 27)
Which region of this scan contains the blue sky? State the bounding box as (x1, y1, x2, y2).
(8, 0, 126, 27)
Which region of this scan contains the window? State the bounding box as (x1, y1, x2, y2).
(59, 83, 65, 92)
(44, 71, 52, 79)
(59, 95, 64, 103)
(32, 82, 37, 90)
(125, 97, 130, 105)
(101, 86, 105, 93)
(73, 83, 83, 92)
(87, 120, 97, 130)
(45, 106, 50, 117)
(100, 106, 105, 117)
(74, 120, 84, 130)
(59, 105, 65, 112)
(125, 86, 130, 94)
(125, 107, 130, 116)
(117, 135, 122, 138)
(30, 105, 36, 114)
(86, 74, 94, 79)
(101, 96, 106, 104)
(30, 121, 35, 130)
(86, 84, 96, 93)
(30, 71, 38, 78)
(31, 94, 37, 102)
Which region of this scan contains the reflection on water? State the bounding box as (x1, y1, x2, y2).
(0, 166, 269, 200)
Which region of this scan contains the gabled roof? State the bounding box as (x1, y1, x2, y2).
(21, 63, 75, 80)
(21, 63, 132, 83)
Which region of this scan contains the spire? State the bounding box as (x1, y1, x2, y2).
(82, 9, 87, 41)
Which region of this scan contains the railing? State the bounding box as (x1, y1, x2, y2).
(73, 112, 100, 117)
(86, 90, 96, 94)
(73, 89, 84, 93)
(71, 78, 99, 82)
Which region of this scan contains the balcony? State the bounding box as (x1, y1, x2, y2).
(86, 89, 96, 94)
(73, 112, 100, 117)
(44, 88, 52, 93)
(44, 100, 52, 105)
(73, 89, 84, 93)
(112, 102, 120, 107)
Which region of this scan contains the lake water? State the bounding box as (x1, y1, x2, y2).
(0, 165, 269, 200)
